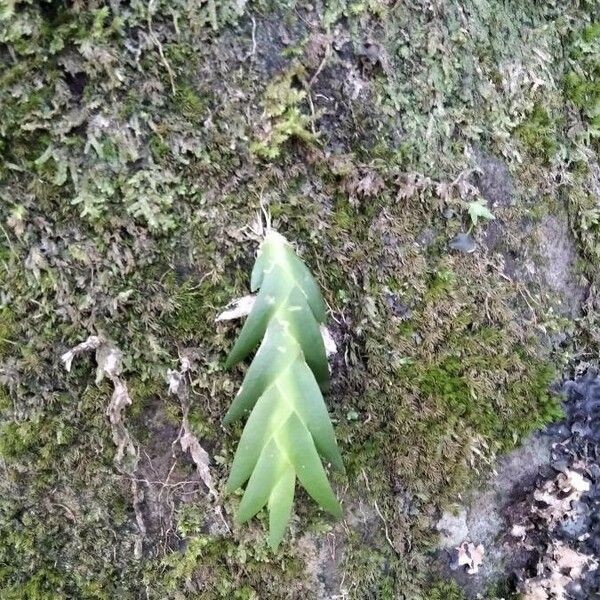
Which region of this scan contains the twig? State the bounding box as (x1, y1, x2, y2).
(374, 500, 396, 552)
(147, 0, 176, 94)
(51, 502, 77, 522)
(0, 223, 16, 257)
(243, 17, 257, 62)
(363, 469, 396, 552)
(304, 85, 317, 135)
(309, 44, 331, 88)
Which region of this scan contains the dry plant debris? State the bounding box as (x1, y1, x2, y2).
(62, 335, 135, 466)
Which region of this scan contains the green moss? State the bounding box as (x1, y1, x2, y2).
(250, 65, 316, 159)
(561, 24, 600, 269)
(0, 386, 10, 412)
(167, 277, 232, 341)
(425, 268, 456, 300)
(424, 579, 467, 600)
(174, 83, 207, 121)
(418, 358, 475, 417)
(0, 307, 17, 358)
(407, 331, 559, 462)
(154, 533, 307, 599)
(0, 382, 141, 598)
(127, 376, 164, 418)
(485, 578, 521, 600)
(340, 532, 390, 598)
(0, 568, 66, 600)
(0, 421, 40, 460)
(514, 104, 558, 162)
(149, 133, 170, 160)
(569, 188, 600, 260)
(333, 200, 354, 230)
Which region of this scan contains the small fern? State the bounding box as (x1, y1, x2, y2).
(224, 231, 344, 549)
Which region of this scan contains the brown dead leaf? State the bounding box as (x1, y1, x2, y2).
(553, 541, 597, 579)
(95, 342, 123, 383)
(24, 246, 49, 280)
(180, 425, 216, 498)
(107, 378, 134, 464)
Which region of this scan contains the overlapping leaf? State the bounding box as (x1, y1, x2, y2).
(224, 231, 344, 549)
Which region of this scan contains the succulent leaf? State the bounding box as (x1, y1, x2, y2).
(224, 231, 343, 549)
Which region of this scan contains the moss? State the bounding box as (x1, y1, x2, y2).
(425, 268, 456, 300)
(0, 420, 45, 461)
(167, 277, 233, 341)
(127, 376, 164, 418)
(0, 386, 10, 412)
(514, 104, 558, 163)
(149, 133, 170, 160)
(333, 199, 354, 230)
(174, 83, 207, 121)
(396, 327, 560, 493)
(485, 578, 521, 599)
(0, 568, 66, 600)
(568, 188, 600, 261)
(0, 382, 141, 599)
(563, 22, 600, 271)
(424, 578, 467, 600)
(0, 307, 17, 358)
(250, 65, 316, 159)
(340, 532, 390, 598)
(153, 533, 307, 599)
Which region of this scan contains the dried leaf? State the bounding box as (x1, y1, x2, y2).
(107, 378, 135, 463)
(554, 542, 594, 578)
(354, 171, 385, 198)
(61, 336, 135, 467)
(522, 541, 597, 600)
(61, 335, 104, 371)
(180, 424, 217, 499)
(457, 541, 485, 574)
(215, 294, 256, 321)
(166, 357, 217, 499)
(320, 325, 337, 357)
(533, 469, 590, 524)
(95, 343, 123, 383)
(510, 524, 528, 539)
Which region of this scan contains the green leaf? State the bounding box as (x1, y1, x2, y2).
(280, 287, 329, 387)
(224, 230, 343, 548)
(224, 262, 291, 368)
(268, 466, 295, 550)
(224, 321, 299, 424)
(285, 360, 344, 473)
(247, 230, 326, 322)
(467, 200, 495, 227)
(236, 437, 284, 523)
(226, 385, 280, 491)
(277, 413, 341, 518)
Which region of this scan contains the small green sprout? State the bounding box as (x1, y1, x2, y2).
(467, 200, 495, 228)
